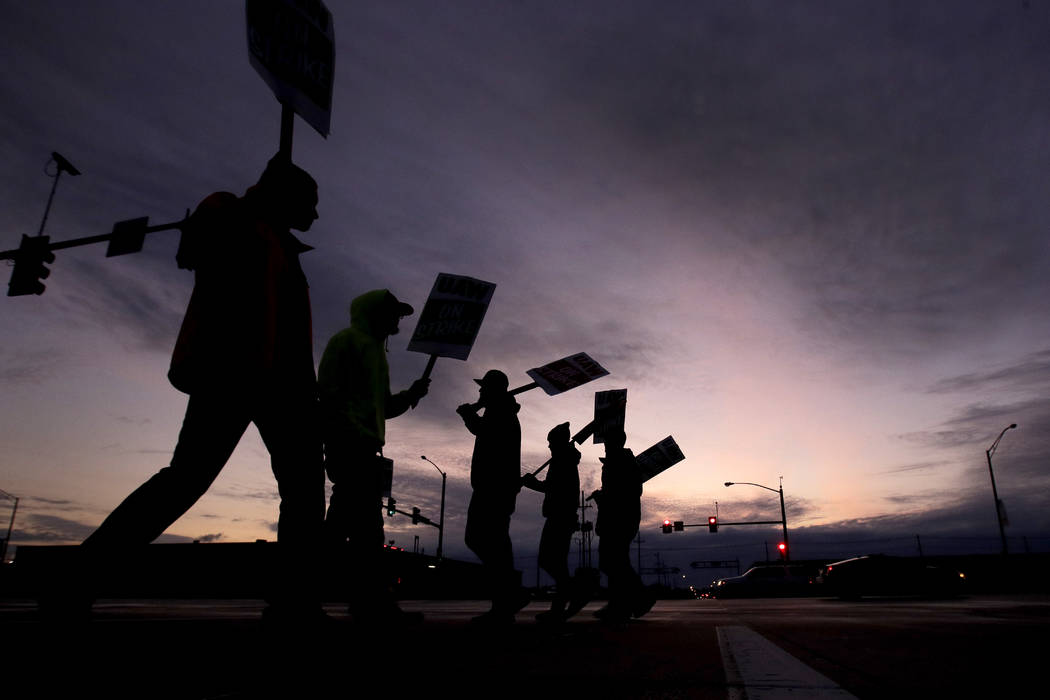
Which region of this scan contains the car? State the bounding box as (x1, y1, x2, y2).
(712, 564, 822, 598)
(820, 554, 966, 599)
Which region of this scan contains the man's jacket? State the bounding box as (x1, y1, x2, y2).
(537, 445, 581, 520)
(461, 395, 522, 498)
(595, 448, 642, 538)
(168, 188, 314, 396)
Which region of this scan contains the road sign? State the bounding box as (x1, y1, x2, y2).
(526, 353, 609, 396)
(407, 273, 496, 361)
(592, 389, 627, 444)
(246, 0, 335, 137)
(106, 217, 150, 257)
(636, 436, 685, 482)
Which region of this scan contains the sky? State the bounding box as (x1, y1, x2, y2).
(1, 1, 1049, 586)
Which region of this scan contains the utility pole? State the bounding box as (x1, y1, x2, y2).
(577, 490, 594, 571)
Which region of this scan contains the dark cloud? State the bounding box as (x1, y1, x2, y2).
(211, 485, 280, 503)
(876, 461, 951, 475)
(193, 532, 224, 543)
(13, 513, 95, 543)
(0, 347, 65, 385)
(928, 348, 1050, 395)
(111, 415, 153, 426)
(26, 496, 75, 507)
(53, 257, 187, 355)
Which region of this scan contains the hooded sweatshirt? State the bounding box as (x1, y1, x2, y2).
(317, 290, 414, 451)
(541, 443, 582, 519)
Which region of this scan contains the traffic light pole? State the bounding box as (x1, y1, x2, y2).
(665, 520, 783, 529)
(387, 502, 444, 559)
(723, 480, 790, 561)
(777, 484, 790, 560)
(1, 215, 189, 262)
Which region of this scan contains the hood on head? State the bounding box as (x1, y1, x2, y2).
(349, 289, 414, 337)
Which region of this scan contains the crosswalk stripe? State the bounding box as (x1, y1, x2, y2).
(717, 625, 858, 699)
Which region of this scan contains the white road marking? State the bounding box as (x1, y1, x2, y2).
(717, 625, 858, 699)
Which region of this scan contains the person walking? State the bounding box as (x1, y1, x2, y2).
(457, 369, 528, 624)
(318, 288, 429, 624)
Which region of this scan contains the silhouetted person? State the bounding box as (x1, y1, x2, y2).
(521, 422, 583, 622)
(317, 288, 429, 624)
(80, 156, 325, 623)
(457, 369, 528, 624)
(588, 429, 654, 623)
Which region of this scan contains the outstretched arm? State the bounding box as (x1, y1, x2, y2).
(387, 378, 430, 419)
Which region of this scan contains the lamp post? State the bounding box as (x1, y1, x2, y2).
(725, 478, 789, 560)
(421, 456, 446, 560)
(986, 423, 1017, 555)
(0, 489, 18, 564)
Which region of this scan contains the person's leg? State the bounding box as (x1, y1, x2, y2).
(465, 495, 520, 622)
(331, 450, 404, 620)
(47, 394, 249, 617)
(84, 393, 250, 548)
(596, 533, 632, 622)
(537, 518, 572, 617)
(621, 526, 654, 617)
(255, 393, 325, 613)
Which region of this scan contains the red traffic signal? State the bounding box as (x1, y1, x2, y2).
(778, 542, 787, 560)
(708, 516, 718, 533)
(662, 519, 672, 534)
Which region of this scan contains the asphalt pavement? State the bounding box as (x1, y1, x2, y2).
(1, 595, 1046, 699)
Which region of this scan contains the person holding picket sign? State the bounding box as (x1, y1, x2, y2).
(457, 369, 529, 624)
(588, 428, 655, 623)
(521, 422, 587, 623)
(318, 289, 430, 625)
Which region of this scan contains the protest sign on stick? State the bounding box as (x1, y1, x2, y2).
(408, 273, 497, 380)
(635, 436, 686, 483)
(520, 352, 609, 396)
(247, 0, 336, 156)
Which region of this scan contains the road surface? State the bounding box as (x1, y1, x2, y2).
(1, 595, 1045, 698)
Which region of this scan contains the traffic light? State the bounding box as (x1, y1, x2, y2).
(8, 235, 55, 296)
(411, 506, 421, 524)
(386, 497, 396, 516)
(673, 520, 684, 532)
(708, 516, 718, 533)
(662, 519, 672, 534)
(778, 542, 787, 560)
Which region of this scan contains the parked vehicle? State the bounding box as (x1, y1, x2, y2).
(820, 554, 966, 599)
(712, 564, 822, 598)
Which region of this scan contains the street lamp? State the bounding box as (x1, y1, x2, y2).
(986, 423, 1017, 555)
(725, 478, 789, 560)
(421, 456, 447, 560)
(0, 489, 18, 564)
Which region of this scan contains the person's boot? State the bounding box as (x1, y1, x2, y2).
(632, 587, 657, 618)
(563, 573, 595, 620)
(535, 596, 567, 624)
